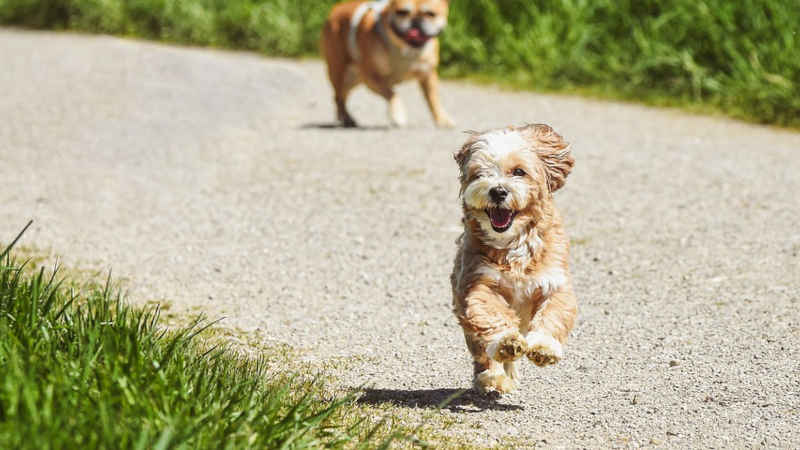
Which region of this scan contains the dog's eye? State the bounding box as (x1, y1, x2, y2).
(513, 168, 526, 177)
(423, 11, 436, 18)
(395, 9, 411, 17)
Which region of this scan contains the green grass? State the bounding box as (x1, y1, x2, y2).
(0, 0, 797, 128)
(0, 224, 408, 449)
(440, 0, 800, 129)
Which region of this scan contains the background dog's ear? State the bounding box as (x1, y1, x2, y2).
(520, 124, 574, 192)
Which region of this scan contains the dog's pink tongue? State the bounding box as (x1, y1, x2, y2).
(490, 209, 512, 227)
(406, 28, 426, 44)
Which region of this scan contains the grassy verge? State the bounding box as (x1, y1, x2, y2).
(0, 0, 797, 128)
(0, 225, 409, 449)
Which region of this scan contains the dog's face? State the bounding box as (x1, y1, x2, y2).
(455, 125, 574, 248)
(386, 0, 449, 48)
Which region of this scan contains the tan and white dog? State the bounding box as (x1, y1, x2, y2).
(451, 124, 578, 394)
(321, 0, 454, 128)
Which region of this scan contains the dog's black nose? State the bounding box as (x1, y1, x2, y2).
(489, 186, 508, 202)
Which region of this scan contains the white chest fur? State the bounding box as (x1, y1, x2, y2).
(476, 264, 566, 311)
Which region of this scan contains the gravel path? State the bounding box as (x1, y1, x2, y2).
(2, 29, 799, 448)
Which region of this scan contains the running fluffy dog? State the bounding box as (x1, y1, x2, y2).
(451, 124, 578, 394)
(321, 0, 454, 128)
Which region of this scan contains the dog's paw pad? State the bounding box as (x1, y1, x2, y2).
(492, 333, 528, 362)
(525, 331, 563, 367)
(527, 348, 560, 366)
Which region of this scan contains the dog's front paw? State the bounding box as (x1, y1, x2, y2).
(435, 114, 455, 129)
(526, 331, 563, 367)
(475, 366, 515, 394)
(487, 331, 528, 363)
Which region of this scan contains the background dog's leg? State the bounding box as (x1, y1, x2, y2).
(362, 72, 406, 127)
(388, 94, 407, 127)
(334, 65, 360, 127)
(322, 20, 359, 128)
(327, 64, 359, 128)
(457, 284, 526, 393)
(527, 286, 577, 366)
(418, 71, 454, 128)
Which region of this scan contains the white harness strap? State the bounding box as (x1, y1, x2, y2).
(348, 0, 389, 62)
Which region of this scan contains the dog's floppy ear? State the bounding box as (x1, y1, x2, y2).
(454, 131, 479, 172)
(521, 124, 574, 192)
(453, 142, 469, 168)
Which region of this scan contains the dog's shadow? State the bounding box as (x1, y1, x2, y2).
(300, 122, 390, 131)
(355, 387, 524, 413)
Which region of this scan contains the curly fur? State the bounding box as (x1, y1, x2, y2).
(451, 124, 578, 394)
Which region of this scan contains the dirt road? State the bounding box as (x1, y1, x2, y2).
(1, 29, 798, 448)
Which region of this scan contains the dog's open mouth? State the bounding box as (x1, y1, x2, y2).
(486, 208, 516, 233)
(392, 24, 432, 48)
(404, 28, 429, 47)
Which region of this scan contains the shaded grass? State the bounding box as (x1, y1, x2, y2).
(1, 0, 798, 128)
(0, 225, 407, 449)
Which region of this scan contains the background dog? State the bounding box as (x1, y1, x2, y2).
(451, 124, 577, 394)
(321, 0, 454, 128)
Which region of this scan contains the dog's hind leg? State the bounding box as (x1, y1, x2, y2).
(334, 65, 360, 127)
(322, 19, 360, 127)
(465, 334, 516, 394)
(503, 361, 519, 383)
(474, 360, 514, 394)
